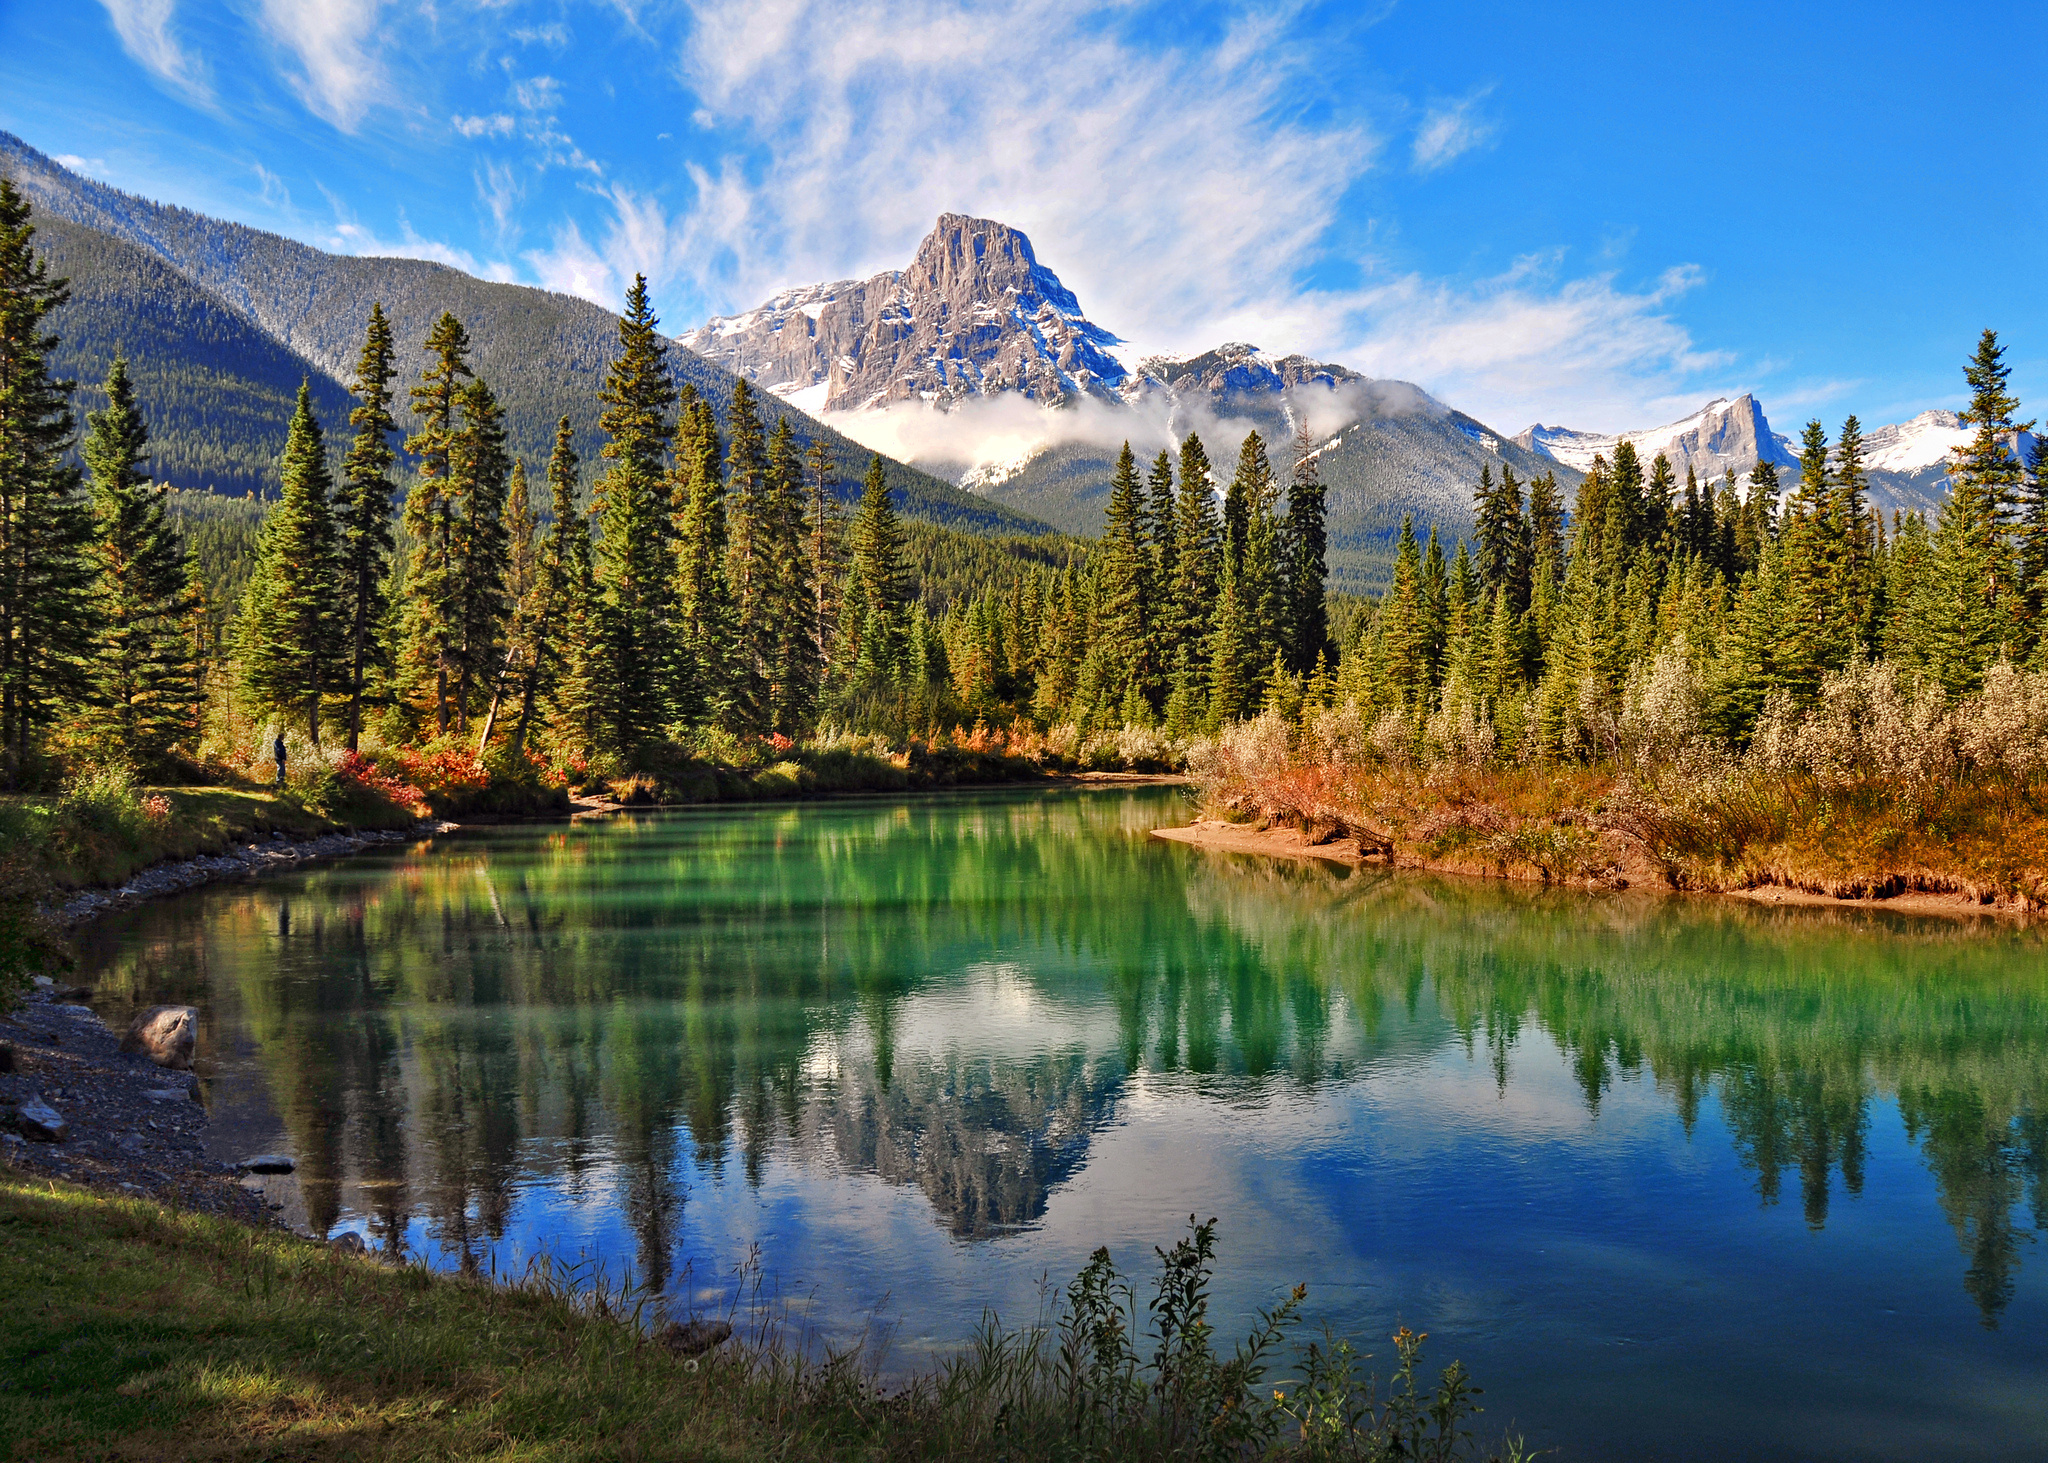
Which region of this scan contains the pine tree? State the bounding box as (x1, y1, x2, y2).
(81, 355, 196, 765)
(671, 399, 733, 729)
(0, 179, 93, 786)
(1283, 420, 1329, 675)
(838, 456, 908, 707)
(1164, 433, 1221, 734)
(1778, 419, 1843, 700)
(402, 311, 475, 735)
(1145, 448, 1178, 690)
(477, 458, 537, 752)
(528, 418, 599, 754)
(764, 418, 818, 735)
(1095, 442, 1152, 714)
(1206, 551, 1258, 725)
(2020, 439, 2048, 667)
(806, 436, 844, 684)
(239, 383, 343, 746)
(593, 276, 678, 751)
(450, 377, 512, 731)
(1526, 470, 1566, 576)
(723, 376, 772, 732)
(1920, 329, 2032, 692)
(1831, 414, 1878, 654)
(337, 304, 398, 750)
(1377, 517, 1430, 713)
(1474, 462, 1532, 612)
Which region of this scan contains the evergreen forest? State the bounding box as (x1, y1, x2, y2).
(4, 175, 2047, 863)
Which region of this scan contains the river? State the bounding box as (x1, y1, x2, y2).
(71, 786, 2048, 1460)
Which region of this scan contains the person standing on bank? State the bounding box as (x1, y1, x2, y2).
(273, 732, 288, 788)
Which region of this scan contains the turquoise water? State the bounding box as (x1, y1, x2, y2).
(73, 787, 2048, 1460)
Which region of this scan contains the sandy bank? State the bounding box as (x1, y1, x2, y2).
(1151, 818, 2027, 919)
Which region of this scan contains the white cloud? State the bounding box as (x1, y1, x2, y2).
(475, 158, 523, 235)
(1412, 89, 1496, 172)
(511, 22, 570, 46)
(253, 0, 391, 131)
(662, 0, 1376, 360)
(454, 113, 517, 139)
(54, 154, 109, 174)
(1340, 257, 1729, 432)
(98, 0, 212, 104)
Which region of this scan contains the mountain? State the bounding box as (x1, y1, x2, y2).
(686, 216, 1576, 589)
(0, 132, 1049, 535)
(1513, 395, 1799, 487)
(1515, 395, 2032, 519)
(678, 213, 1131, 413)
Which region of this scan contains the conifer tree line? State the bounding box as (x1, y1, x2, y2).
(5, 171, 2043, 787)
(933, 424, 1335, 736)
(1326, 327, 2046, 759)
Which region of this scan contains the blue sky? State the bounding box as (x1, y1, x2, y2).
(1, 0, 2041, 435)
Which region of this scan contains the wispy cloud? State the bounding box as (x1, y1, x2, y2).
(1412, 88, 1495, 172)
(253, 0, 391, 131)
(98, 0, 212, 105)
(648, 0, 1376, 357)
(454, 113, 517, 139)
(1340, 256, 1725, 431)
(511, 22, 570, 46)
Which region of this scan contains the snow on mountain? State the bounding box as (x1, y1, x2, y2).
(677, 214, 1130, 412)
(1862, 409, 1971, 474)
(1512, 395, 1798, 483)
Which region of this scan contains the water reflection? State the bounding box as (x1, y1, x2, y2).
(75, 791, 2048, 1334)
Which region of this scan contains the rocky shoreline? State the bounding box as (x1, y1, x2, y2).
(0, 981, 276, 1222)
(55, 820, 456, 929)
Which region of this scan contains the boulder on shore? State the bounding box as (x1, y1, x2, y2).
(17, 1096, 68, 1142)
(237, 1153, 294, 1174)
(121, 1005, 198, 1070)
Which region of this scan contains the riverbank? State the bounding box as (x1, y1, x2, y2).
(0, 982, 272, 1221)
(1151, 814, 2034, 918)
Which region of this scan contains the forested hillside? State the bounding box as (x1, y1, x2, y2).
(0, 132, 1046, 536)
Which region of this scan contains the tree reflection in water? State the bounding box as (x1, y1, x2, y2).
(72, 790, 2048, 1325)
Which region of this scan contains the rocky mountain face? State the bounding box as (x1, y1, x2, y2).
(687, 236, 1576, 587)
(1514, 395, 1799, 486)
(0, 132, 1044, 534)
(678, 214, 1129, 412)
(1515, 396, 2034, 519)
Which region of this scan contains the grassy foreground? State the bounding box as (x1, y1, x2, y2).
(0, 1177, 1519, 1463)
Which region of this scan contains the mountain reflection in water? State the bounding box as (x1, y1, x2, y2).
(70, 788, 2048, 1456)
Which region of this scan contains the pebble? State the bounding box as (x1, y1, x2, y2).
(16, 1095, 68, 1142)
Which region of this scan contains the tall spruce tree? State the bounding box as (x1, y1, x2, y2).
(1283, 420, 1329, 675)
(337, 304, 398, 751)
(671, 399, 733, 728)
(450, 377, 512, 731)
(82, 355, 195, 765)
(1145, 448, 1178, 689)
(1164, 434, 1221, 734)
(531, 418, 600, 752)
(1831, 414, 1878, 654)
(593, 276, 678, 751)
(0, 179, 92, 786)
(2021, 439, 2048, 667)
(1779, 418, 1844, 699)
(239, 383, 343, 746)
(1527, 469, 1567, 576)
(839, 456, 908, 705)
(477, 458, 538, 751)
(723, 377, 772, 732)
(402, 312, 475, 735)
(805, 436, 844, 682)
(1922, 329, 2031, 692)
(764, 417, 818, 735)
(1094, 442, 1153, 713)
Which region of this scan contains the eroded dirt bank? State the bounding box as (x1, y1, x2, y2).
(1150, 817, 2028, 919)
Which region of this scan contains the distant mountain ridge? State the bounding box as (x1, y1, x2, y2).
(1514, 396, 2029, 518)
(691, 214, 2002, 581)
(0, 132, 1049, 535)
(686, 217, 1577, 588)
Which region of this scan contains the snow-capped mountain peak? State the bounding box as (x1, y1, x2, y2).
(1861, 409, 1970, 475)
(1512, 394, 1796, 482)
(677, 214, 1129, 413)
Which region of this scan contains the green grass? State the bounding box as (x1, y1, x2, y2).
(0, 1177, 1519, 1463)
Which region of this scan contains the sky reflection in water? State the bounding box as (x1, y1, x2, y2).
(74, 787, 2048, 1461)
